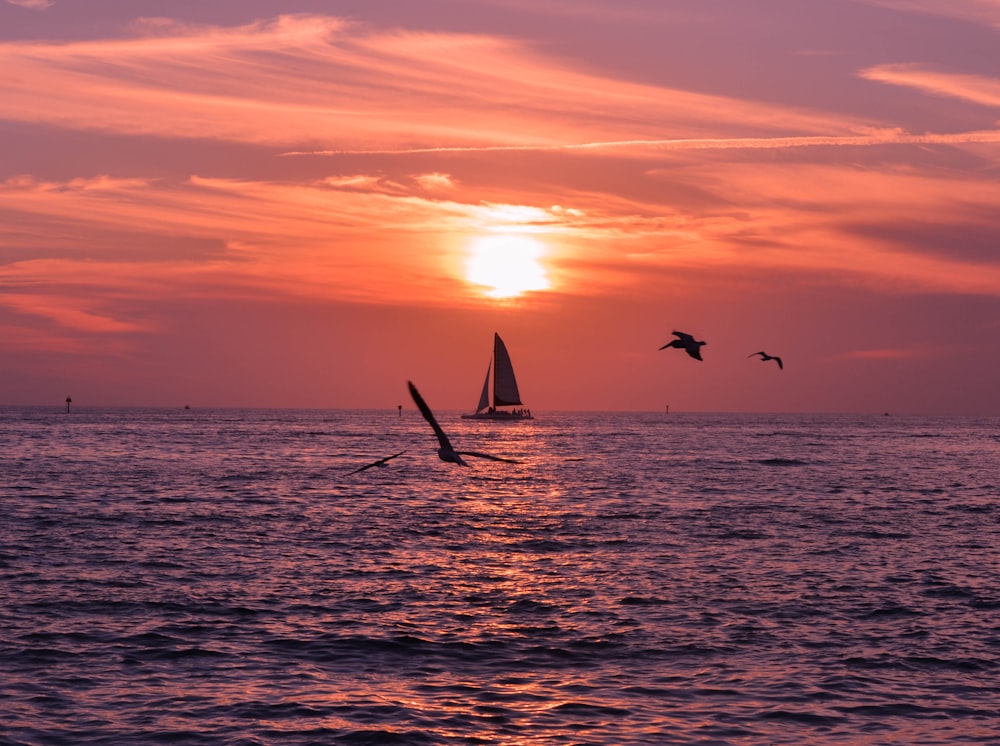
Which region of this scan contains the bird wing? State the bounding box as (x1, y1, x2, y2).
(748, 351, 765, 358)
(458, 451, 521, 464)
(346, 450, 406, 476)
(408, 381, 455, 451)
(774, 357, 783, 369)
(673, 330, 695, 343)
(687, 347, 703, 361)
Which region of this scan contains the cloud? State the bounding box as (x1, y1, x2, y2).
(5, 12, 999, 163)
(0, 291, 143, 333)
(5, 151, 1000, 331)
(3, 11, 1000, 350)
(624, 155, 1000, 298)
(861, 64, 1000, 107)
(0, 13, 872, 151)
(5, 0, 53, 9)
(287, 128, 1000, 156)
(838, 347, 934, 360)
(859, 0, 1000, 28)
(413, 172, 456, 191)
(320, 172, 457, 194)
(0, 172, 582, 325)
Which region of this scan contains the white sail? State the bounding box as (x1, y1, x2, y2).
(492, 333, 522, 407)
(474, 360, 491, 414)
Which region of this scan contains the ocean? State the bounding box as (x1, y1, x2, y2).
(1, 407, 998, 745)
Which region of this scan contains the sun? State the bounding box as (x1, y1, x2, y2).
(465, 234, 550, 298)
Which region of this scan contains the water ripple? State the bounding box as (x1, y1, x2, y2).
(1, 408, 998, 744)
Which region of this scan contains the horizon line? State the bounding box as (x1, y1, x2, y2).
(1, 403, 989, 417)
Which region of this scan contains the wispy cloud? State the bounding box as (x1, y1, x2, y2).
(0, 287, 144, 334)
(5, 149, 1000, 338)
(861, 64, 1000, 107)
(285, 128, 1000, 156)
(3, 13, 1000, 339)
(5, 0, 53, 9)
(5, 12, 999, 160)
(0, 172, 576, 329)
(321, 172, 456, 195)
(859, 0, 1000, 28)
(838, 347, 935, 360)
(0, 14, 875, 151)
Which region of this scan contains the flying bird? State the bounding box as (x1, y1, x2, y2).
(407, 381, 520, 466)
(748, 351, 783, 370)
(346, 450, 406, 475)
(659, 330, 707, 361)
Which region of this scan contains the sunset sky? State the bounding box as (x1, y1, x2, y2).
(2, 0, 999, 414)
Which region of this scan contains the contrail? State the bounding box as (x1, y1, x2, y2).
(281, 129, 1000, 157)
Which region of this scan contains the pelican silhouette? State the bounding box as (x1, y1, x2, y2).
(748, 351, 783, 370)
(659, 330, 706, 361)
(407, 381, 519, 466)
(346, 450, 406, 475)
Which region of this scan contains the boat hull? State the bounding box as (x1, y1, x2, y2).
(460, 411, 534, 420)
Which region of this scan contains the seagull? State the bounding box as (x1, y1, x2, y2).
(748, 351, 783, 370)
(659, 330, 706, 361)
(346, 450, 406, 475)
(407, 381, 520, 466)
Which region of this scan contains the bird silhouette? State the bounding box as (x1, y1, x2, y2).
(346, 450, 406, 475)
(659, 330, 706, 361)
(748, 351, 783, 370)
(407, 381, 519, 466)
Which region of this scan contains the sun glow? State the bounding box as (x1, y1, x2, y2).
(465, 235, 550, 298)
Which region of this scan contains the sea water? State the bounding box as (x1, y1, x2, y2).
(1, 407, 998, 744)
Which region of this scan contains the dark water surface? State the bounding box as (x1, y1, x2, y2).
(2, 407, 999, 744)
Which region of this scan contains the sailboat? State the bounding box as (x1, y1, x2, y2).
(461, 333, 534, 420)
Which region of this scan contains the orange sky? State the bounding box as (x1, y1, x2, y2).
(2, 0, 999, 413)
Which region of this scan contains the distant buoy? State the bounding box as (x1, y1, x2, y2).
(398, 404, 402, 417)
(65, 396, 72, 413)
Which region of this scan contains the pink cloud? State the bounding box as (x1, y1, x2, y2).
(0, 291, 143, 334)
(5, 0, 53, 9)
(291, 128, 1000, 156)
(860, 0, 1000, 27)
(4, 142, 1000, 331)
(0, 14, 882, 152)
(861, 64, 1000, 107)
(838, 347, 935, 360)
